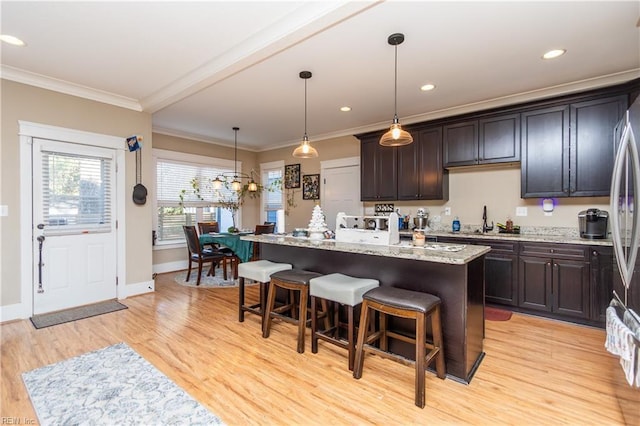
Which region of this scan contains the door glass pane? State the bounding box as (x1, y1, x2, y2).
(41, 150, 112, 234)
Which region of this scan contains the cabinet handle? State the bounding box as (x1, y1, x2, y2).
(593, 251, 597, 256)
(550, 249, 554, 253)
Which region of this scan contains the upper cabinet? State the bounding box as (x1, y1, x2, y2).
(397, 126, 449, 200)
(443, 113, 520, 167)
(521, 95, 627, 198)
(360, 135, 397, 201)
(360, 126, 448, 201)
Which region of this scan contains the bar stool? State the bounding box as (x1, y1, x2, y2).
(353, 286, 446, 409)
(309, 273, 379, 371)
(262, 269, 324, 353)
(237, 260, 292, 329)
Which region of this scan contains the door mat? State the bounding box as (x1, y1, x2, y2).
(485, 306, 512, 321)
(30, 300, 128, 329)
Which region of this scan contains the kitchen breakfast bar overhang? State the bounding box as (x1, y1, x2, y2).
(242, 235, 491, 384)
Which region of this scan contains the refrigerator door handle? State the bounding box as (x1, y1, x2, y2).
(610, 111, 640, 294)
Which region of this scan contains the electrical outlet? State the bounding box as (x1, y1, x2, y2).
(516, 207, 528, 217)
(444, 207, 451, 216)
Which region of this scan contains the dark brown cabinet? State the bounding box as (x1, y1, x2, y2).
(484, 240, 519, 306)
(360, 135, 397, 201)
(521, 95, 627, 198)
(518, 243, 590, 320)
(397, 126, 448, 200)
(444, 114, 520, 167)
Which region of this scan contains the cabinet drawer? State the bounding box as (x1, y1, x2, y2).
(482, 240, 518, 254)
(520, 243, 587, 260)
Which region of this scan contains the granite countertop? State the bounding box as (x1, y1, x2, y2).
(242, 234, 491, 265)
(399, 229, 613, 246)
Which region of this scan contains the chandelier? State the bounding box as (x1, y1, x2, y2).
(211, 127, 259, 192)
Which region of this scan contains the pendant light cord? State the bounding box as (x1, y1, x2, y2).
(304, 77, 308, 139)
(394, 43, 398, 118)
(233, 127, 238, 177)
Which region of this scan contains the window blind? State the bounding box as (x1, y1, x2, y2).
(263, 169, 283, 210)
(41, 150, 112, 232)
(156, 158, 236, 207)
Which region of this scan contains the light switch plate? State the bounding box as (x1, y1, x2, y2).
(516, 207, 528, 217)
(444, 207, 451, 216)
(0, 205, 7, 217)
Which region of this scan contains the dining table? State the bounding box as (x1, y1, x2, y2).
(199, 232, 254, 263)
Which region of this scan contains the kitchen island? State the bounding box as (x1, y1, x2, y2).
(242, 234, 491, 383)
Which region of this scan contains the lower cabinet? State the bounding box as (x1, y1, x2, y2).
(518, 243, 590, 320)
(591, 246, 613, 324)
(484, 241, 519, 306)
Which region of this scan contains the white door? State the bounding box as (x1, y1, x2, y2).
(32, 138, 117, 314)
(322, 165, 362, 231)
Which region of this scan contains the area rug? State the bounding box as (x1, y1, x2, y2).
(174, 267, 239, 288)
(485, 306, 513, 321)
(30, 300, 128, 329)
(22, 342, 224, 426)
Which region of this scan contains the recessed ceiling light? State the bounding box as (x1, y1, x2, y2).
(0, 35, 26, 46)
(340, 106, 351, 112)
(542, 49, 566, 60)
(420, 84, 436, 91)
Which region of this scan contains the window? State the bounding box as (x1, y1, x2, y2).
(261, 161, 284, 232)
(154, 149, 239, 245)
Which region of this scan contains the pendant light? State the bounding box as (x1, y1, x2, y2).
(293, 71, 319, 158)
(231, 127, 242, 191)
(380, 33, 413, 147)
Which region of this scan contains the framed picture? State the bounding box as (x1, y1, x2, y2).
(284, 164, 301, 189)
(302, 174, 320, 200)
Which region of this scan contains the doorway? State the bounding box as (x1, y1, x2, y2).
(321, 157, 362, 231)
(19, 121, 126, 317)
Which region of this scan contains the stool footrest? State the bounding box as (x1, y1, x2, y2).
(362, 344, 442, 370)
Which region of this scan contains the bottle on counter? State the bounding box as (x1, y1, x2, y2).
(412, 229, 426, 246)
(506, 217, 513, 233)
(452, 216, 461, 233)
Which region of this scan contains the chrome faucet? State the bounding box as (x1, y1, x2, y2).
(482, 205, 494, 233)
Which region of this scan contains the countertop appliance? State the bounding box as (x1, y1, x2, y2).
(413, 208, 429, 230)
(578, 208, 608, 239)
(365, 216, 389, 231)
(335, 212, 399, 245)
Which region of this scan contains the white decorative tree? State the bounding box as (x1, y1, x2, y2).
(307, 205, 327, 240)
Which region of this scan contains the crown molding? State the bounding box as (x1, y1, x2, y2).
(1, 65, 143, 111)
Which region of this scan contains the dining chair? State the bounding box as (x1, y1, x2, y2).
(197, 221, 219, 234)
(252, 224, 276, 261)
(183, 225, 225, 286)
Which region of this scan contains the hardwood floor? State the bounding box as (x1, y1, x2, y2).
(2, 271, 638, 425)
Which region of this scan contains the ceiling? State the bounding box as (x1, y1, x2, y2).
(2, 1, 639, 152)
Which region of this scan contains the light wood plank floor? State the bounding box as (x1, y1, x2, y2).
(2, 271, 639, 425)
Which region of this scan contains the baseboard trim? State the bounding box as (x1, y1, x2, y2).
(0, 302, 29, 322)
(153, 260, 188, 275)
(120, 280, 155, 298)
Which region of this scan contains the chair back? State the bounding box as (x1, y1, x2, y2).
(198, 221, 219, 234)
(255, 224, 275, 235)
(183, 225, 202, 255)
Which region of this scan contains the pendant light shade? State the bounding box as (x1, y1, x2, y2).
(380, 33, 413, 147)
(293, 71, 318, 158)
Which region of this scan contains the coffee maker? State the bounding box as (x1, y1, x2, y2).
(578, 208, 608, 239)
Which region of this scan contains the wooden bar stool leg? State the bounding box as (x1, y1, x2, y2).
(379, 312, 388, 351)
(415, 311, 427, 409)
(353, 300, 370, 379)
(432, 305, 446, 379)
(238, 277, 246, 322)
(297, 287, 308, 353)
(260, 282, 269, 333)
(311, 295, 319, 353)
(347, 305, 355, 371)
(262, 280, 278, 339)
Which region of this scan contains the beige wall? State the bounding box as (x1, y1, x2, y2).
(381, 165, 609, 232)
(257, 135, 361, 231)
(1, 80, 153, 307)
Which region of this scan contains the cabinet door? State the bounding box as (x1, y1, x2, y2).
(360, 137, 397, 201)
(519, 255, 553, 312)
(553, 259, 590, 319)
(486, 253, 519, 306)
(397, 137, 420, 200)
(377, 145, 398, 200)
(360, 138, 378, 201)
(479, 113, 520, 164)
(570, 95, 627, 196)
(443, 120, 478, 167)
(418, 127, 447, 200)
(521, 105, 570, 198)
